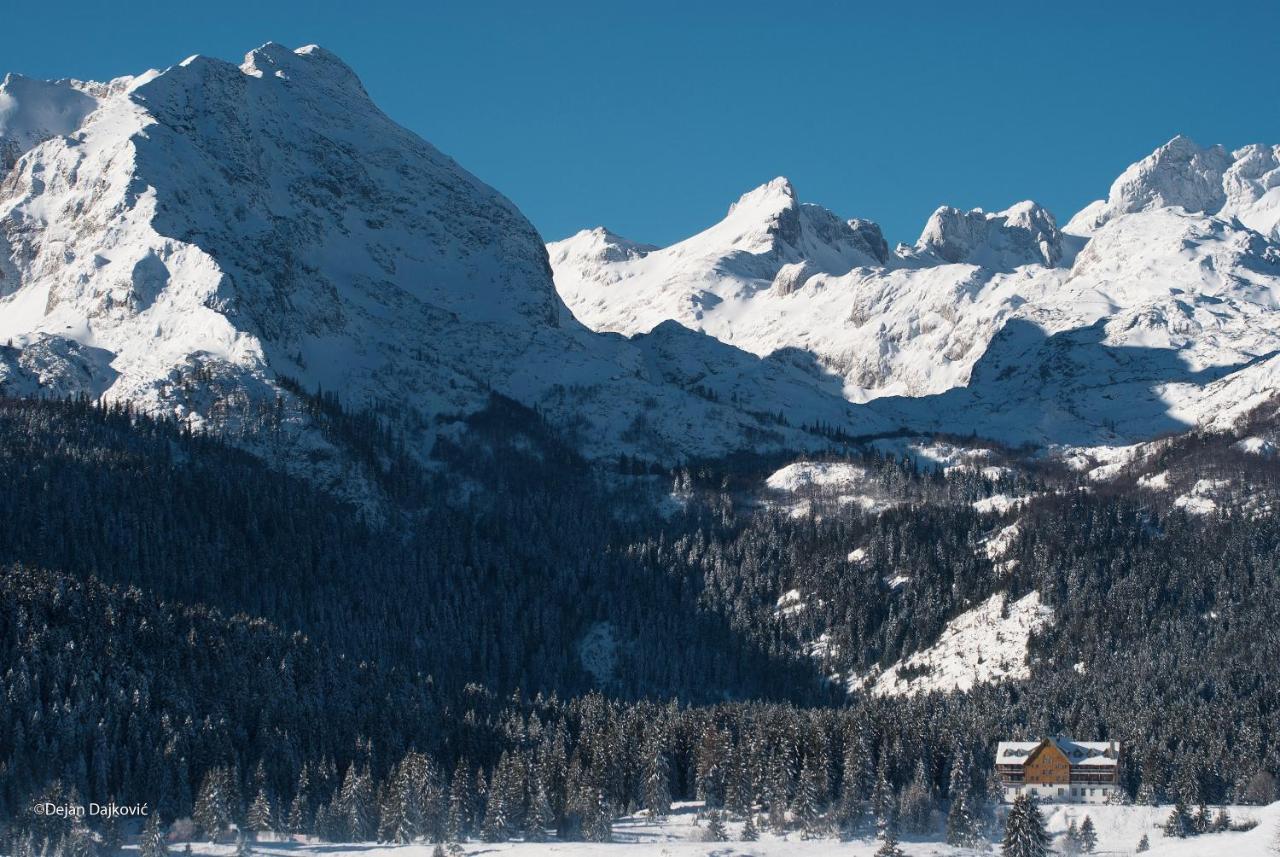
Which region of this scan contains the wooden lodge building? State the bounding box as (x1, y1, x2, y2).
(996, 738, 1122, 804)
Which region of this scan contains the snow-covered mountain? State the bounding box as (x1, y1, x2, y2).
(5, 44, 1279, 476)
(0, 44, 893, 482)
(551, 136, 1280, 447)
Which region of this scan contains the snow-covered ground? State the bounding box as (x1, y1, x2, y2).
(763, 461, 899, 517)
(860, 591, 1052, 697)
(154, 801, 1280, 856)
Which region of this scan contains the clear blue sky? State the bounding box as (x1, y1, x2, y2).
(3, 1, 1278, 246)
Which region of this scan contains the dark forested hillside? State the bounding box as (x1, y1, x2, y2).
(1, 397, 1279, 851)
(0, 396, 826, 703)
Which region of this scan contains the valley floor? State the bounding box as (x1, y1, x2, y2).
(160, 801, 1280, 857)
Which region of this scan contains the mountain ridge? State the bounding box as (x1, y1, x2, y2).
(552, 139, 1280, 448)
(5, 43, 1280, 484)
(0, 43, 895, 494)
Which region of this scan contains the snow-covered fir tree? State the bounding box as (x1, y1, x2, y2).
(139, 814, 167, 857)
(246, 788, 275, 839)
(1079, 814, 1097, 853)
(703, 809, 728, 842)
(1002, 794, 1049, 857)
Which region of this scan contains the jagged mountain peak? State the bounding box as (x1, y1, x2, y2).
(235, 42, 369, 98)
(548, 227, 658, 268)
(0, 44, 901, 487)
(710, 178, 887, 272)
(1066, 134, 1280, 239)
(912, 200, 1063, 269)
(1095, 134, 1231, 224)
(726, 175, 797, 217)
(549, 178, 892, 336)
(552, 135, 1280, 447)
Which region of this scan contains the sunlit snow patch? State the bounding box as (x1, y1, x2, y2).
(765, 461, 867, 491)
(861, 591, 1051, 697)
(972, 493, 1037, 515)
(1174, 478, 1229, 515)
(764, 460, 896, 516)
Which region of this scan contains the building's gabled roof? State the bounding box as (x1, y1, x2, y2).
(996, 738, 1118, 768)
(996, 741, 1043, 762)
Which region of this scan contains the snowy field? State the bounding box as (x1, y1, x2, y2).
(159, 801, 1279, 857)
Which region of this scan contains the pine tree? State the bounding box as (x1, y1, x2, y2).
(1136, 832, 1150, 852)
(479, 762, 509, 842)
(525, 780, 552, 842)
(725, 750, 752, 819)
(286, 765, 311, 836)
(946, 787, 979, 848)
(139, 814, 168, 857)
(871, 753, 895, 829)
(1079, 814, 1097, 853)
(874, 820, 905, 857)
(695, 724, 727, 809)
(392, 759, 425, 844)
(494, 751, 526, 835)
(765, 769, 788, 833)
(899, 757, 933, 834)
(193, 768, 232, 842)
(246, 788, 275, 839)
(446, 762, 472, 841)
(234, 833, 252, 857)
(1194, 803, 1211, 834)
(340, 767, 375, 842)
(99, 813, 123, 856)
(1063, 819, 1082, 855)
(838, 728, 870, 830)
(703, 809, 728, 842)
(741, 812, 759, 841)
(1164, 799, 1193, 838)
(1002, 794, 1049, 857)
(793, 754, 823, 836)
(836, 738, 867, 834)
(582, 787, 613, 843)
(67, 823, 98, 857)
(1213, 806, 1231, 832)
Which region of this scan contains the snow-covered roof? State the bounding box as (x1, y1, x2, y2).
(996, 738, 1119, 767)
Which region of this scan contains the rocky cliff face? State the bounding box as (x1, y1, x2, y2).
(911, 201, 1063, 269)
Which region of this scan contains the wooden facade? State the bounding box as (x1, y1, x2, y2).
(1024, 742, 1072, 785)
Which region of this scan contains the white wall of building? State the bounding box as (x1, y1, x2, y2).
(1003, 783, 1115, 804)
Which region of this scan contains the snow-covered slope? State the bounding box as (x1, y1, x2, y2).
(549, 177, 888, 336)
(551, 137, 1280, 448)
(0, 44, 894, 479)
(862, 591, 1052, 697)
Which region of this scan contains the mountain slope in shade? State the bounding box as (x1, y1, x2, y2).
(0, 44, 894, 483)
(551, 138, 1280, 447)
